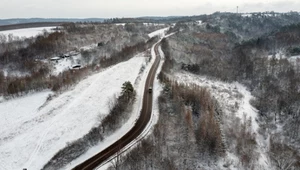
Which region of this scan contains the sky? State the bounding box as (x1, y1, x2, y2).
(0, 0, 300, 19)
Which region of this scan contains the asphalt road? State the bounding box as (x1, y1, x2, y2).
(72, 42, 161, 170)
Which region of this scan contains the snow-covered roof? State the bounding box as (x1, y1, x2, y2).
(50, 57, 61, 61)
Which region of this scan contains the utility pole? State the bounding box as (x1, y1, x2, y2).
(237, 6, 239, 14)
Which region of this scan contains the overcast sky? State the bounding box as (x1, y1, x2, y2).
(0, 0, 300, 19)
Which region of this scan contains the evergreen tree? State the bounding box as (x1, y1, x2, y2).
(121, 81, 134, 100)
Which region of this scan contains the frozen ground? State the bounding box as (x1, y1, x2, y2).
(268, 51, 300, 63)
(267, 51, 286, 60)
(50, 54, 84, 76)
(0, 91, 52, 142)
(148, 27, 169, 38)
(171, 72, 271, 170)
(0, 28, 171, 170)
(65, 38, 167, 170)
(172, 72, 260, 132)
(63, 47, 154, 170)
(0, 54, 147, 170)
(50, 45, 97, 76)
(2, 69, 30, 77)
(94, 41, 166, 170)
(0, 27, 56, 40)
(68, 33, 172, 170)
(288, 55, 300, 63)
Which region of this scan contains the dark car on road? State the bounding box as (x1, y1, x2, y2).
(148, 86, 152, 93)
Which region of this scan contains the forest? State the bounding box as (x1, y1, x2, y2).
(0, 22, 161, 97)
(116, 13, 300, 170)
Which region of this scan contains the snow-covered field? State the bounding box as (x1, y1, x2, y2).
(0, 54, 147, 170)
(0, 27, 56, 40)
(172, 72, 271, 170)
(0, 91, 52, 141)
(148, 27, 169, 38)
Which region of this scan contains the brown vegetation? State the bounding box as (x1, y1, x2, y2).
(111, 73, 224, 169)
(162, 21, 300, 169)
(0, 35, 157, 97)
(0, 22, 161, 97)
(269, 138, 300, 170)
(163, 74, 224, 157)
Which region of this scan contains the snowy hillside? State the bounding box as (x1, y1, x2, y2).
(0, 54, 147, 170)
(171, 72, 272, 170)
(148, 27, 169, 38)
(0, 27, 56, 40)
(65, 40, 168, 170)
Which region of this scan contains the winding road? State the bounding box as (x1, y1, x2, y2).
(73, 42, 162, 170)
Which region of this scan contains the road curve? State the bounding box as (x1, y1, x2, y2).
(72, 42, 161, 170)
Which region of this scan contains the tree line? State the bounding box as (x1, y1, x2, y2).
(160, 20, 300, 169)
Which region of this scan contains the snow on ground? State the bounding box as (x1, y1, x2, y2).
(172, 73, 259, 131)
(115, 23, 126, 26)
(0, 91, 52, 142)
(171, 72, 271, 169)
(79, 43, 97, 51)
(92, 42, 165, 170)
(64, 49, 154, 169)
(196, 20, 202, 25)
(2, 68, 31, 77)
(0, 54, 147, 170)
(267, 52, 300, 70)
(0, 27, 56, 40)
(65, 39, 166, 169)
(242, 14, 252, 17)
(50, 44, 98, 76)
(66, 34, 171, 170)
(94, 35, 174, 170)
(267, 52, 300, 63)
(51, 54, 83, 75)
(288, 55, 300, 63)
(148, 27, 169, 38)
(151, 45, 165, 125)
(116, 23, 166, 27)
(0, 28, 172, 170)
(0, 96, 4, 103)
(267, 51, 286, 60)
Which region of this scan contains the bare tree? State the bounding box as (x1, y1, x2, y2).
(110, 144, 123, 170)
(269, 139, 298, 170)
